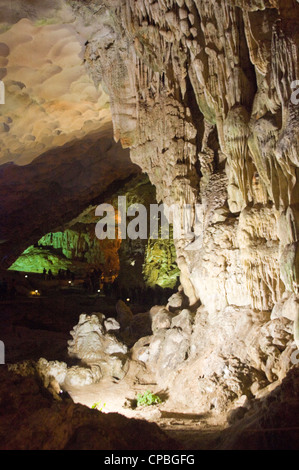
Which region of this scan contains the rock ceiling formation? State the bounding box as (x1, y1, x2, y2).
(3, 0, 299, 315)
(61, 0, 299, 422)
(9, 173, 180, 291)
(0, 0, 141, 268)
(0, 0, 116, 165)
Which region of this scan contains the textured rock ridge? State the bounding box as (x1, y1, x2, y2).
(69, 0, 299, 316)
(0, 132, 139, 270)
(64, 0, 299, 414)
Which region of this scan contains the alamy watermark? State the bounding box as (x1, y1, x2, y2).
(95, 196, 201, 249)
(0, 341, 5, 364)
(0, 80, 5, 105)
(291, 80, 299, 105)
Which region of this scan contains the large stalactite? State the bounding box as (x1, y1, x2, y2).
(69, 0, 299, 313)
(62, 0, 299, 414)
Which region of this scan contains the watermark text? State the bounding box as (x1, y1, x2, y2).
(0, 80, 5, 104)
(0, 341, 5, 364)
(95, 197, 200, 248)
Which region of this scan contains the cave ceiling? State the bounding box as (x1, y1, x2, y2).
(0, 0, 141, 269)
(0, 0, 113, 165)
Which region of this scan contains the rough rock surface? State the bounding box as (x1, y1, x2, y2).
(1, 0, 299, 450)
(65, 0, 299, 420)
(115, 300, 134, 330)
(64, 0, 298, 311)
(0, 366, 179, 450)
(218, 368, 299, 450)
(131, 297, 298, 415)
(0, 131, 140, 270)
(67, 313, 129, 383)
(0, 0, 112, 166)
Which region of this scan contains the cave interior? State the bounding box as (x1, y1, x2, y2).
(0, 0, 299, 452)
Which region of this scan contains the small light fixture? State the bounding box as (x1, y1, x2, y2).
(25, 275, 28, 278)
(68, 281, 71, 284)
(126, 298, 130, 302)
(30, 289, 40, 296)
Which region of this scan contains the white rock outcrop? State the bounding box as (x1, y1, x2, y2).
(66, 313, 129, 385)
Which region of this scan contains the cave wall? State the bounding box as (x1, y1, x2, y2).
(68, 0, 299, 315)
(0, 131, 140, 271)
(1, 0, 299, 423)
(0, 1, 145, 271)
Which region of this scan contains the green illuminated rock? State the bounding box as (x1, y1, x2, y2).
(10, 174, 180, 290)
(8, 246, 75, 275)
(142, 232, 180, 289)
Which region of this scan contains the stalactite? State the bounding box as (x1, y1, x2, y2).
(72, 0, 299, 314)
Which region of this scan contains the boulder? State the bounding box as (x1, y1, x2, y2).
(64, 364, 102, 387)
(171, 309, 194, 336)
(131, 335, 152, 363)
(36, 357, 67, 388)
(271, 294, 299, 322)
(8, 359, 66, 400)
(115, 300, 134, 329)
(151, 307, 173, 333)
(167, 291, 185, 311)
(104, 317, 120, 332)
(154, 328, 190, 379)
(67, 313, 129, 384)
(68, 313, 128, 362)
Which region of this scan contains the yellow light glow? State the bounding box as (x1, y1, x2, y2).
(30, 290, 40, 297)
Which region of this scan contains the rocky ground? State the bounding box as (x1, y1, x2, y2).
(0, 366, 180, 451)
(1, 279, 299, 450)
(1, 353, 298, 450)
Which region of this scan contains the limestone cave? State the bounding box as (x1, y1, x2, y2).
(0, 0, 299, 452)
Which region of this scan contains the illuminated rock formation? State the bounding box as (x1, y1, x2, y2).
(73, 0, 299, 314)
(0, 0, 111, 166)
(0, 364, 178, 450)
(66, 0, 299, 414)
(9, 173, 180, 291)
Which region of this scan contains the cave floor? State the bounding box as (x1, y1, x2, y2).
(67, 382, 226, 450)
(0, 281, 149, 363)
(0, 285, 227, 450)
(2, 286, 298, 450)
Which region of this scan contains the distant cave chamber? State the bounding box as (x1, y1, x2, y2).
(8, 174, 181, 296)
